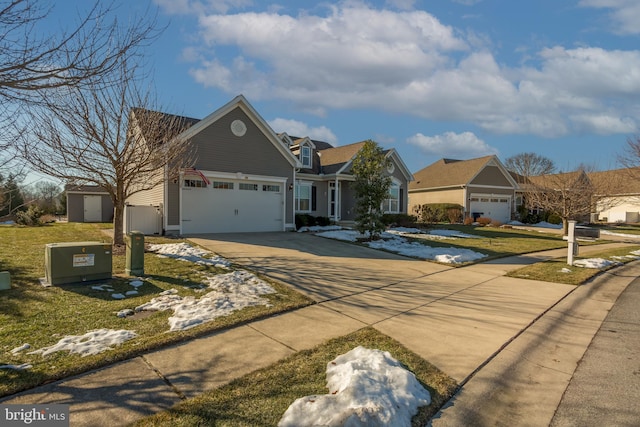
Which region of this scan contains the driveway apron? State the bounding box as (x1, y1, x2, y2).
(188, 232, 577, 382)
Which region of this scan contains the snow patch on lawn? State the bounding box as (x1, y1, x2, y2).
(147, 242, 231, 268)
(278, 346, 430, 427)
(28, 329, 137, 357)
(134, 270, 276, 331)
(316, 229, 486, 264)
(573, 258, 620, 269)
(0, 363, 32, 370)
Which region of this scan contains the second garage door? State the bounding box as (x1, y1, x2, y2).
(181, 178, 285, 234)
(469, 195, 511, 223)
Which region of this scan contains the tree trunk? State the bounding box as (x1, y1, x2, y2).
(113, 200, 125, 246)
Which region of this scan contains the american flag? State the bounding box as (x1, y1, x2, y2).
(183, 168, 211, 185)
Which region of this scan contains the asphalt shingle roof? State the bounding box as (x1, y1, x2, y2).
(409, 155, 496, 190)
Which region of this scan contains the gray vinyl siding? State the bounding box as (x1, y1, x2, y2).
(314, 181, 329, 217)
(66, 193, 113, 222)
(101, 196, 114, 222)
(340, 181, 357, 221)
(471, 165, 512, 187)
(189, 107, 295, 224)
(167, 181, 180, 226)
(66, 194, 84, 222)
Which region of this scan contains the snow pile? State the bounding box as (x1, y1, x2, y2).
(559, 268, 572, 273)
(316, 230, 486, 264)
(135, 270, 276, 331)
(278, 346, 430, 427)
(533, 221, 562, 229)
(147, 242, 231, 268)
(28, 329, 137, 357)
(573, 258, 620, 269)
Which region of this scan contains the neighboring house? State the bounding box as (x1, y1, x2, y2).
(66, 185, 114, 223)
(126, 95, 413, 235)
(589, 168, 640, 223)
(408, 155, 518, 223)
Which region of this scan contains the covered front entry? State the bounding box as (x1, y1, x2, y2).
(181, 177, 286, 234)
(468, 194, 511, 223)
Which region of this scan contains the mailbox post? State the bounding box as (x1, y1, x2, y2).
(126, 231, 145, 276)
(567, 220, 578, 266)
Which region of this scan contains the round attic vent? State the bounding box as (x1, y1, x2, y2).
(230, 119, 247, 137)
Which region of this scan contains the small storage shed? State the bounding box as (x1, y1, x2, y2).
(66, 185, 114, 223)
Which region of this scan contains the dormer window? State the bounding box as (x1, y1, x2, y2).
(301, 145, 312, 168)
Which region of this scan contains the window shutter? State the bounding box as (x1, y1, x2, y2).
(400, 188, 404, 212)
(312, 186, 317, 211)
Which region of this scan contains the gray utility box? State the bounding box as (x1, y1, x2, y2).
(45, 242, 113, 285)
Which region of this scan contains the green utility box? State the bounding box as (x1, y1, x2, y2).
(45, 242, 113, 285)
(126, 231, 145, 276)
(0, 271, 10, 290)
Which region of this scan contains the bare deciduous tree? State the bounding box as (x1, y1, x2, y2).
(505, 152, 556, 183)
(18, 59, 194, 245)
(0, 0, 160, 168)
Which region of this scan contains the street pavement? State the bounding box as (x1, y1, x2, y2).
(1, 232, 638, 426)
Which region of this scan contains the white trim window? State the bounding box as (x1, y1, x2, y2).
(295, 182, 312, 212)
(383, 183, 400, 213)
(301, 145, 312, 168)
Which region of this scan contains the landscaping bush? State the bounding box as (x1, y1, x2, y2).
(547, 213, 562, 225)
(295, 214, 316, 229)
(463, 216, 474, 225)
(490, 219, 503, 227)
(446, 208, 463, 224)
(315, 216, 331, 227)
(476, 217, 492, 226)
(15, 205, 45, 226)
(416, 204, 464, 224)
(381, 213, 417, 227)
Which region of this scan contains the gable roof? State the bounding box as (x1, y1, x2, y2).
(410, 155, 509, 190)
(588, 167, 640, 195)
(317, 141, 367, 175)
(526, 171, 588, 190)
(176, 94, 300, 168)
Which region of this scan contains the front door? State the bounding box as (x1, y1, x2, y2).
(329, 182, 340, 220)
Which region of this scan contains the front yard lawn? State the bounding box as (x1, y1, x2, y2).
(506, 245, 640, 285)
(134, 327, 458, 427)
(0, 222, 312, 397)
(404, 224, 600, 264)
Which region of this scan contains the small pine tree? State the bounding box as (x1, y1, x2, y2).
(351, 140, 392, 240)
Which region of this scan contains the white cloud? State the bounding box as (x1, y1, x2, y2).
(579, 0, 640, 35)
(154, 0, 252, 15)
(407, 131, 498, 158)
(178, 3, 640, 139)
(269, 118, 338, 145)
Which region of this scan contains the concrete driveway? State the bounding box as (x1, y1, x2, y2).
(188, 232, 576, 383)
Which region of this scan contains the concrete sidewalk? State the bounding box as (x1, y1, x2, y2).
(1, 240, 638, 426)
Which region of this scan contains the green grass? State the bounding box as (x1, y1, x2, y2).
(400, 224, 600, 265)
(134, 327, 458, 427)
(506, 245, 640, 285)
(0, 223, 312, 397)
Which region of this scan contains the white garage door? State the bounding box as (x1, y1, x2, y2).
(181, 178, 285, 234)
(469, 195, 511, 223)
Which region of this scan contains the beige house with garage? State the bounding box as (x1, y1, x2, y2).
(408, 155, 519, 223)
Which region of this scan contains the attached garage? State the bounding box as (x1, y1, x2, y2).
(468, 194, 511, 223)
(181, 175, 286, 234)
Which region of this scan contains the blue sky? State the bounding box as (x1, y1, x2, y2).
(50, 0, 640, 174)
